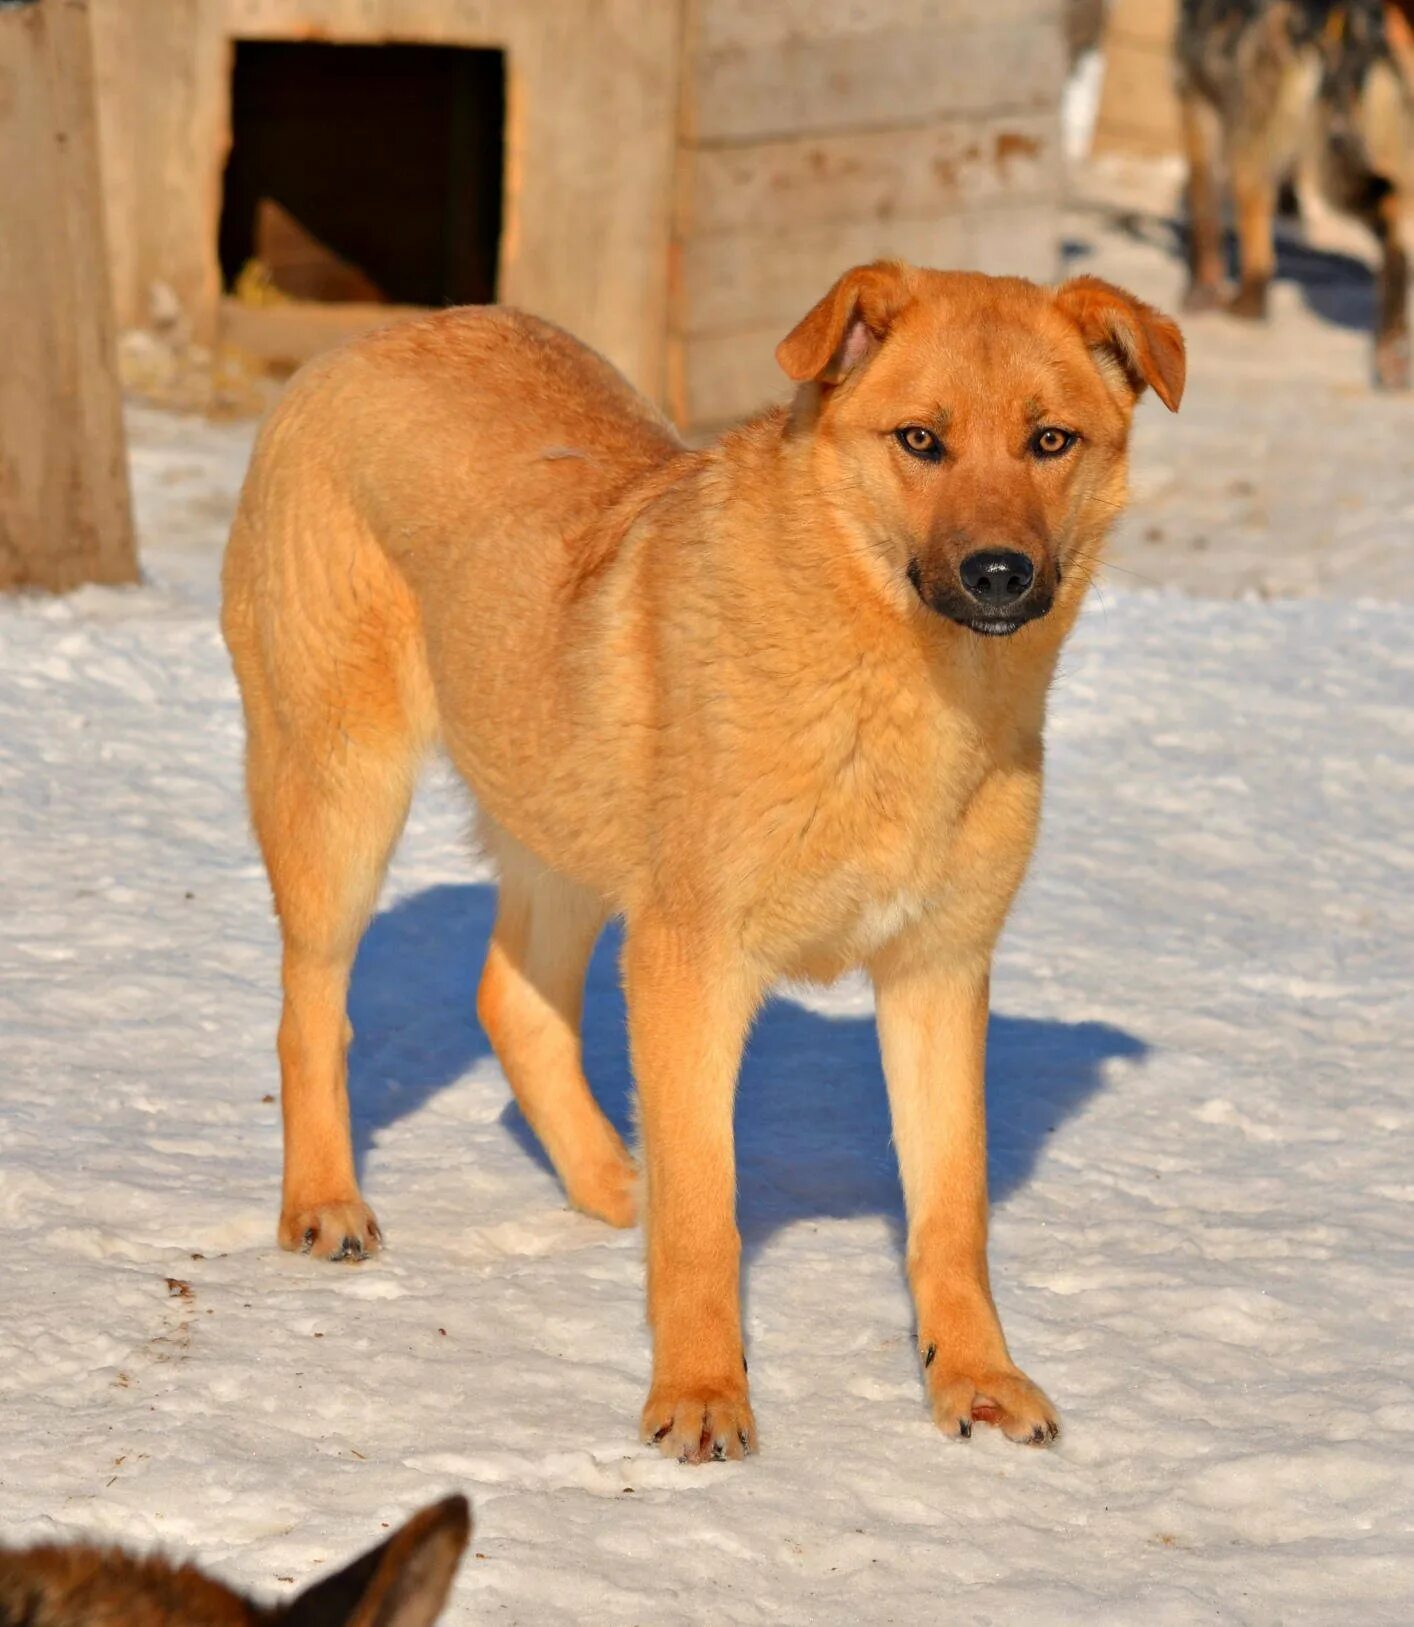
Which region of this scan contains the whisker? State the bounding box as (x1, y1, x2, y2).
(1069, 548, 1164, 589)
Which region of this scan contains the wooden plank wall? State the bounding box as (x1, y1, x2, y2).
(89, 0, 1069, 430)
(671, 0, 1068, 432)
(0, 0, 136, 591)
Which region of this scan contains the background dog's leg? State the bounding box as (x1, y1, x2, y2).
(1228, 151, 1279, 318)
(874, 958, 1060, 1446)
(1181, 90, 1227, 311)
(1350, 172, 1411, 388)
(626, 918, 758, 1462)
(1345, 56, 1412, 389)
(1371, 186, 1411, 388)
(1227, 33, 1316, 320)
(476, 845, 636, 1227)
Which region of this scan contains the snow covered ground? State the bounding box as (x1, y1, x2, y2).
(3, 220, 1413, 1620)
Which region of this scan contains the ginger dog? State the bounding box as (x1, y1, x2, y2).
(0, 1495, 469, 1626)
(222, 263, 1184, 1462)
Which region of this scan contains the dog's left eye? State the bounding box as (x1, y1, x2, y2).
(1032, 427, 1077, 458)
(896, 426, 942, 462)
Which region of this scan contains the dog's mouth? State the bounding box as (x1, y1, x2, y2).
(960, 615, 1029, 637)
(906, 560, 1053, 637)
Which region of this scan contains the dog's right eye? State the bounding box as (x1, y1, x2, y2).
(896, 426, 942, 462)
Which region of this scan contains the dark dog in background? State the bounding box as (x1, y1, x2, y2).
(1176, 0, 1412, 386)
(0, 1497, 469, 1627)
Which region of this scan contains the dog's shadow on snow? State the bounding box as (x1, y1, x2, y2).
(348, 883, 1144, 1263)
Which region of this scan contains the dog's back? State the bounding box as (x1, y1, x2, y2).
(1177, 0, 1407, 160)
(1177, 0, 1390, 91)
(220, 303, 687, 915)
(0, 1496, 470, 1627)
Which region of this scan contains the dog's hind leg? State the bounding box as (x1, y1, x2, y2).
(1180, 88, 1227, 311)
(1355, 168, 1410, 387)
(1345, 57, 1412, 387)
(223, 510, 434, 1260)
(1227, 153, 1280, 318)
(1226, 25, 1317, 318)
(476, 829, 637, 1227)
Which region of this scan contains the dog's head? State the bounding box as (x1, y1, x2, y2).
(776, 263, 1185, 636)
(0, 1496, 470, 1627)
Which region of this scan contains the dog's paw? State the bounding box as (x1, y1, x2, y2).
(1374, 331, 1410, 392)
(1181, 280, 1226, 315)
(925, 1357, 1060, 1447)
(278, 1199, 381, 1262)
(567, 1149, 639, 1230)
(1225, 280, 1269, 321)
(641, 1381, 757, 1464)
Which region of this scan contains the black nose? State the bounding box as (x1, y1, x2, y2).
(959, 550, 1035, 609)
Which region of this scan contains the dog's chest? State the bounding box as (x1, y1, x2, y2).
(745, 651, 1042, 976)
(780, 854, 957, 982)
(776, 758, 998, 974)
(840, 887, 932, 959)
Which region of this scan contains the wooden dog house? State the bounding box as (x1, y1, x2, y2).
(91, 0, 1067, 434)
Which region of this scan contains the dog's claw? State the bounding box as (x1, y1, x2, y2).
(929, 1365, 1059, 1447)
(281, 1200, 381, 1261)
(642, 1389, 756, 1463)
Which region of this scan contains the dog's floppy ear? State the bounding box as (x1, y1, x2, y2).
(1054, 276, 1186, 412)
(776, 261, 915, 384)
(279, 1496, 471, 1627)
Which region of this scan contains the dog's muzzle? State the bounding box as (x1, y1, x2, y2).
(907, 552, 1053, 636)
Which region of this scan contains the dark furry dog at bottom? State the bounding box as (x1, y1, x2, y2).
(0, 1497, 469, 1627)
(1176, 0, 1413, 386)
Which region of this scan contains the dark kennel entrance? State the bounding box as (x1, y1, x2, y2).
(218, 40, 505, 308)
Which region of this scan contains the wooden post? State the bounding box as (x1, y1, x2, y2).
(1092, 0, 1183, 159)
(0, 0, 137, 592)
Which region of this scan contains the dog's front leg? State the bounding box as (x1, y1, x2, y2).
(874, 956, 1059, 1446)
(626, 916, 758, 1462)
